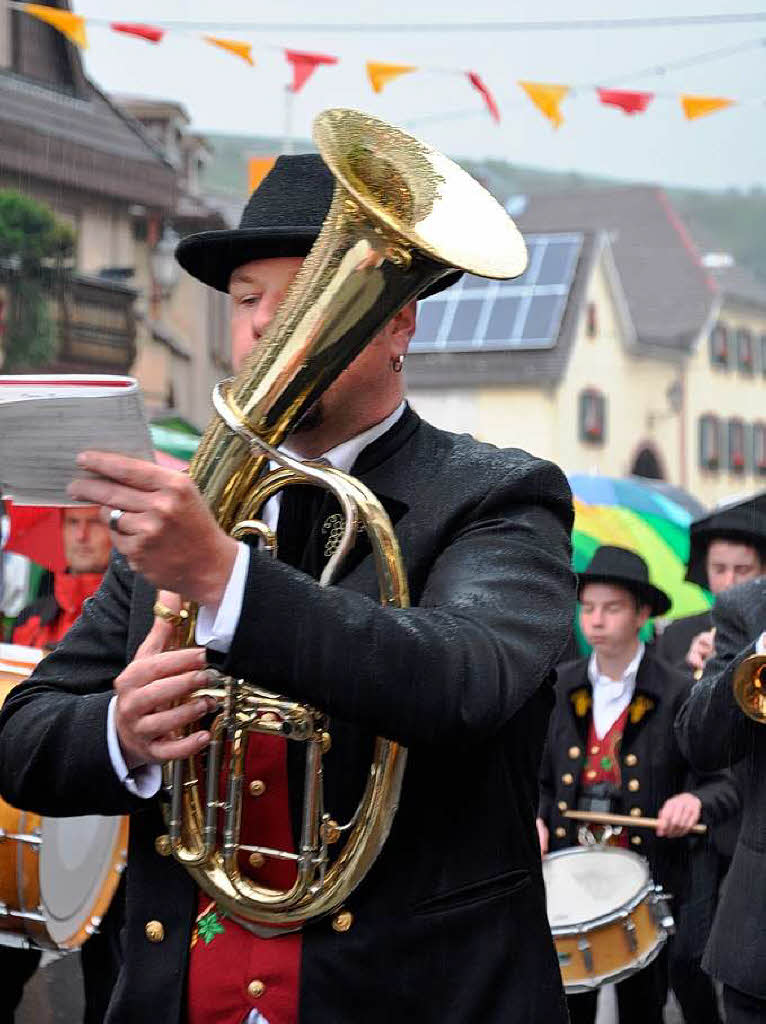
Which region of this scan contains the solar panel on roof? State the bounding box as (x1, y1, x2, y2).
(410, 233, 583, 353)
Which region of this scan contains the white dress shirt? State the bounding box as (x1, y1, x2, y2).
(587, 642, 645, 740)
(107, 401, 407, 797)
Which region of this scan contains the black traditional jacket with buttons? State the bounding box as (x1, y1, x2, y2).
(0, 407, 577, 1024)
(539, 649, 739, 900)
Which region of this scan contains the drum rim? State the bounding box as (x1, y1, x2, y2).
(544, 845, 652, 935)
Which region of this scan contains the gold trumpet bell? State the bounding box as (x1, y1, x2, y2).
(733, 653, 766, 722)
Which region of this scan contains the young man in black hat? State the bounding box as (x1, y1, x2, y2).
(676, 575, 766, 1024)
(656, 492, 766, 675)
(537, 545, 737, 1024)
(0, 153, 576, 1022)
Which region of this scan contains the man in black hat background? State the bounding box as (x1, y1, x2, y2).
(675, 573, 766, 1023)
(656, 492, 766, 675)
(0, 152, 576, 1022)
(537, 545, 737, 1024)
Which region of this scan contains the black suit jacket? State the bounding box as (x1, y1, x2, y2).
(0, 408, 576, 1024)
(655, 610, 713, 672)
(540, 650, 738, 900)
(675, 577, 766, 999)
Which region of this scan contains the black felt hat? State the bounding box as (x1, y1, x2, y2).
(577, 545, 671, 617)
(175, 152, 461, 299)
(685, 491, 766, 589)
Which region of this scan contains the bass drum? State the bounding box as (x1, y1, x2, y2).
(0, 643, 128, 950)
(543, 845, 674, 993)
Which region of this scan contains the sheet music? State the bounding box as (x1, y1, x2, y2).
(0, 376, 154, 505)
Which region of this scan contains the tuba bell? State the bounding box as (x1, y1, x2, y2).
(160, 108, 528, 931)
(732, 652, 766, 722)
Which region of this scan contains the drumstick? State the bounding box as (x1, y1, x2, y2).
(563, 809, 707, 835)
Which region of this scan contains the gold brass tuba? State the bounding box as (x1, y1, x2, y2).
(160, 108, 528, 931)
(733, 652, 766, 722)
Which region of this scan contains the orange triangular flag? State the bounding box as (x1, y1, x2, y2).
(23, 4, 87, 48)
(366, 62, 417, 94)
(204, 36, 254, 66)
(680, 95, 734, 120)
(518, 81, 569, 129)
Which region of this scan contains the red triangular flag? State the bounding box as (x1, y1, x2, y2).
(111, 22, 165, 44)
(596, 88, 654, 115)
(467, 71, 500, 123)
(285, 50, 338, 93)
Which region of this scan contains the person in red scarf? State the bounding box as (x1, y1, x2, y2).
(13, 506, 111, 648)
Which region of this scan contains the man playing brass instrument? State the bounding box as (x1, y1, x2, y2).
(675, 576, 766, 1024)
(0, 152, 575, 1023)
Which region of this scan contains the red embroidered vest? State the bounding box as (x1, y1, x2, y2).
(577, 707, 629, 848)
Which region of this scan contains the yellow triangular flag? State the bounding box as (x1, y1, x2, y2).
(204, 36, 254, 66)
(518, 81, 570, 129)
(680, 95, 734, 121)
(23, 4, 87, 49)
(366, 62, 417, 94)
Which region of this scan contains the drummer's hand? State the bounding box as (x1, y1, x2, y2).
(114, 646, 215, 769)
(68, 452, 238, 605)
(141, 590, 183, 656)
(536, 817, 549, 857)
(656, 792, 702, 838)
(685, 630, 716, 673)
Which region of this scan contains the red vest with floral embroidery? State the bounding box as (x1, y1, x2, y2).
(187, 734, 301, 1024)
(577, 707, 629, 848)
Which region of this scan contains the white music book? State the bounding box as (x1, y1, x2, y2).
(0, 375, 154, 506)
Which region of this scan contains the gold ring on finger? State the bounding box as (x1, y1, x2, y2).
(153, 601, 189, 627)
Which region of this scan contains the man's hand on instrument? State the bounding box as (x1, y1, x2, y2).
(68, 452, 238, 605)
(536, 817, 549, 857)
(685, 629, 716, 673)
(656, 792, 702, 838)
(114, 646, 215, 769)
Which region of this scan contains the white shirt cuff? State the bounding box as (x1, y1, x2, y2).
(195, 541, 250, 654)
(756, 632, 766, 655)
(106, 695, 162, 799)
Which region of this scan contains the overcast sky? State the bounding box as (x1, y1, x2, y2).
(76, 0, 765, 191)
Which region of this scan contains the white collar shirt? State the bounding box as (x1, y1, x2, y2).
(587, 642, 645, 741)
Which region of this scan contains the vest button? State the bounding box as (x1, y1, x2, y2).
(154, 834, 172, 857)
(562, 773, 573, 785)
(625, 753, 638, 766)
(249, 780, 266, 797)
(145, 920, 164, 943)
(568, 746, 581, 759)
(555, 827, 567, 838)
(630, 835, 642, 846)
(628, 779, 640, 792)
(247, 980, 265, 999)
(332, 910, 354, 933)
(586, 769, 597, 780)
(590, 745, 599, 755)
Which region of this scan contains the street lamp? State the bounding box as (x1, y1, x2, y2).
(150, 224, 181, 299)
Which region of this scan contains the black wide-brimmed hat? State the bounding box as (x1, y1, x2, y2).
(685, 491, 766, 589)
(577, 545, 671, 617)
(175, 152, 461, 299)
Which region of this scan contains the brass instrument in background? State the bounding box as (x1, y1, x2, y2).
(160, 108, 528, 931)
(733, 652, 766, 722)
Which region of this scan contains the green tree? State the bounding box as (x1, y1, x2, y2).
(0, 191, 76, 371)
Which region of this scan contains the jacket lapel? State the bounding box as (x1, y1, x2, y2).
(621, 653, 661, 751)
(563, 668, 591, 748)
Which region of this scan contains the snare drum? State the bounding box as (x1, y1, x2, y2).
(543, 845, 674, 992)
(0, 644, 129, 950)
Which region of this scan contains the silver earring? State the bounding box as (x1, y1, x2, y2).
(392, 354, 405, 373)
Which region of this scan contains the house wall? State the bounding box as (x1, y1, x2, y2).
(684, 300, 766, 506)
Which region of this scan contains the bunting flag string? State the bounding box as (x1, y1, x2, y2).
(205, 36, 255, 65)
(11, 5, 759, 128)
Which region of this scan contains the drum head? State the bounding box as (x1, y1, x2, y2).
(544, 847, 649, 928)
(39, 814, 128, 948)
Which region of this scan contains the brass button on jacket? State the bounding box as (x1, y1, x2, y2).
(248, 980, 265, 999)
(568, 746, 581, 759)
(249, 779, 266, 798)
(555, 826, 567, 838)
(630, 835, 642, 846)
(628, 779, 640, 792)
(630, 807, 642, 817)
(332, 910, 354, 933)
(562, 773, 573, 785)
(154, 834, 172, 857)
(145, 920, 164, 943)
(557, 800, 568, 812)
(625, 753, 638, 767)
